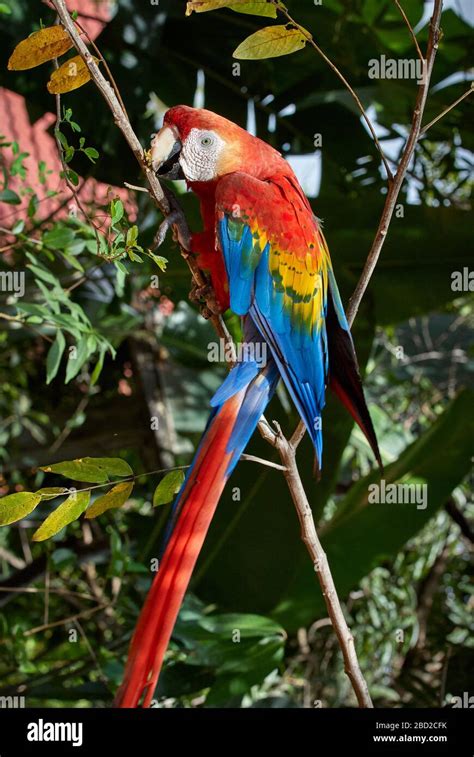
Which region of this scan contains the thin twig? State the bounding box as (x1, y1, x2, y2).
(420, 83, 474, 136)
(123, 182, 149, 194)
(24, 603, 109, 636)
(273, 1, 393, 182)
(0, 547, 25, 570)
(52, 16, 102, 244)
(0, 586, 99, 601)
(346, 0, 444, 325)
(394, 0, 424, 62)
(240, 453, 287, 472)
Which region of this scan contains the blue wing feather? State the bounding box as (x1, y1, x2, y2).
(219, 213, 328, 463)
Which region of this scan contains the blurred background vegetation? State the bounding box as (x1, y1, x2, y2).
(0, 0, 472, 708)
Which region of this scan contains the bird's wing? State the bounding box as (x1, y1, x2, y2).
(216, 171, 332, 462)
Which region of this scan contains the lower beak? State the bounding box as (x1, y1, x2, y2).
(151, 126, 184, 180)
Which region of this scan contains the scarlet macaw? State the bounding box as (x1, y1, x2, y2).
(114, 106, 380, 707)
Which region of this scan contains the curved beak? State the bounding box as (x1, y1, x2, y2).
(151, 125, 184, 180)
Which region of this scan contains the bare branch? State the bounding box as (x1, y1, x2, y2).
(420, 83, 474, 136)
(240, 453, 287, 472)
(394, 0, 424, 62)
(346, 0, 444, 325)
(274, 1, 393, 182)
(271, 430, 373, 707)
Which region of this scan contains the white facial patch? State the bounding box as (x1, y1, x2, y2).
(180, 128, 225, 182)
(151, 125, 179, 172)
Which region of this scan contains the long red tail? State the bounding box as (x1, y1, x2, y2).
(114, 356, 279, 707)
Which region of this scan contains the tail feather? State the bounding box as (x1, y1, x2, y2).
(326, 281, 382, 467)
(114, 357, 279, 707)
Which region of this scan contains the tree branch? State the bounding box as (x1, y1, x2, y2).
(49, 0, 232, 346)
(346, 0, 444, 325)
(394, 0, 424, 62)
(420, 83, 474, 136)
(264, 422, 373, 707)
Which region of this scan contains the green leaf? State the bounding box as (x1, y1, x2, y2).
(85, 457, 133, 477)
(46, 330, 66, 384)
(111, 200, 124, 225)
(126, 225, 138, 246)
(44, 226, 75, 249)
(90, 347, 106, 386)
(0, 189, 21, 205)
(149, 252, 168, 271)
(66, 169, 79, 186)
(27, 193, 38, 217)
(84, 147, 99, 162)
(115, 260, 129, 275)
(65, 336, 92, 383)
(127, 249, 143, 263)
(16, 303, 50, 319)
(233, 24, 310, 59)
(27, 263, 58, 286)
(12, 219, 25, 234)
(85, 481, 134, 519)
(56, 131, 69, 150)
(0, 4, 12, 14)
(32, 490, 90, 541)
(40, 459, 108, 484)
(153, 470, 185, 507)
(40, 457, 133, 484)
(0, 492, 41, 526)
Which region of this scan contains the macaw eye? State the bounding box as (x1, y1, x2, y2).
(200, 136, 213, 147)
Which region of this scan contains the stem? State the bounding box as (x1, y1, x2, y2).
(346, 0, 444, 325)
(394, 0, 424, 62)
(274, 1, 393, 182)
(420, 83, 474, 136)
(259, 421, 373, 707)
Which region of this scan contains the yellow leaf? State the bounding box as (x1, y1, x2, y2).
(186, 0, 278, 16)
(85, 482, 134, 519)
(233, 24, 310, 60)
(186, 1, 233, 13)
(0, 492, 41, 526)
(228, 2, 278, 17)
(32, 490, 90, 541)
(47, 55, 98, 95)
(8, 25, 73, 71)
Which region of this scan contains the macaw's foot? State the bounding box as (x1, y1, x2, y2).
(189, 280, 221, 318)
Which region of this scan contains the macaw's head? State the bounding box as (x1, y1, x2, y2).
(151, 105, 285, 183)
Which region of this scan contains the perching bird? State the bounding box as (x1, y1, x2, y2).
(114, 106, 380, 707)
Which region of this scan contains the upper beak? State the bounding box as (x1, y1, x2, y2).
(151, 125, 184, 180)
